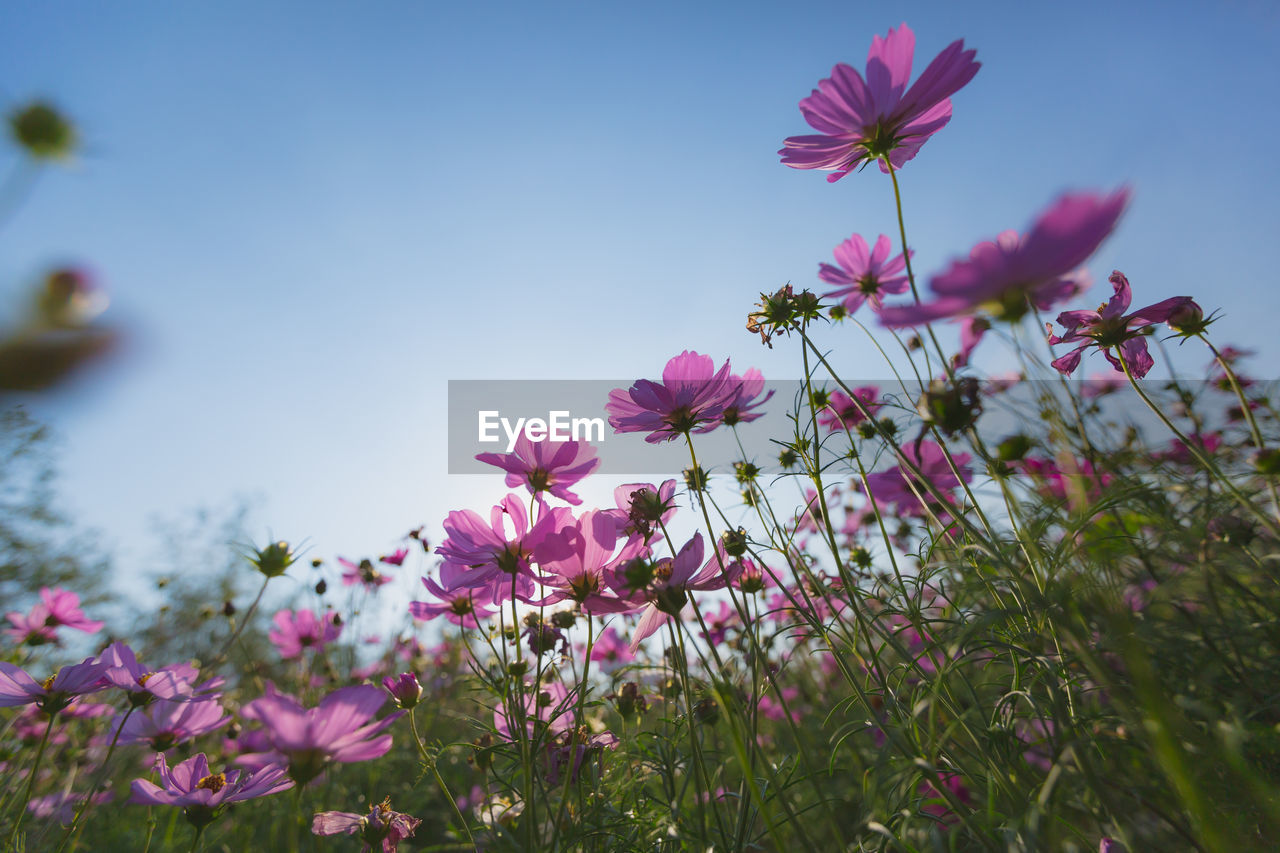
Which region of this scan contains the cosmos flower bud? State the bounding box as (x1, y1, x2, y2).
(721, 527, 749, 558)
(1166, 300, 1208, 335)
(382, 673, 422, 710)
(250, 541, 296, 578)
(9, 101, 77, 160)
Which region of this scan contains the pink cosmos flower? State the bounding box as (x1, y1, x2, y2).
(608, 479, 679, 540)
(617, 534, 741, 651)
(239, 684, 403, 785)
(0, 657, 108, 713)
(339, 557, 394, 590)
(434, 494, 570, 601)
(1047, 271, 1198, 379)
(476, 435, 600, 506)
(589, 626, 636, 670)
(313, 798, 421, 853)
(268, 608, 342, 659)
(5, 586, 103, 646)
(779, 24, 979, 181)
(863, 440, 972, 517)
(817, 386, 882, 432)
(129, 752, 292, 828)
(27, 790, 112, 826)
(606, 351, 739, 443)
(533, 509, 647, 614)
(409, 564, 499, 629)
(112, 697, 231, 751)
(820, 233, 910, 314)
(380, 548, 409, 567)
(101, 641, 219, 706)
(720, 369, 774, 426)
(880, 190, 1128, 326)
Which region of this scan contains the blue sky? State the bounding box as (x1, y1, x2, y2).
(2, 1, 1277, 596)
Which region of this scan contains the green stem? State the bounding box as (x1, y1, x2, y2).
(7, 711, 56, 849)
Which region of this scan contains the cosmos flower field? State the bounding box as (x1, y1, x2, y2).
(3, 23, 1279, 853)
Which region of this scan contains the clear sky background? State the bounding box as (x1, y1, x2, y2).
(2, 0, 1277, 606)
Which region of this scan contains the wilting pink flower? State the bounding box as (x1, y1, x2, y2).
(820, 233, 910, 314)
(918, 770, 971, 827)
(880, 190, 1128, 326)
(1048, 271, 1198, 379)
(817, 386, 882, 432)
(239, 684, 402, 785)
(339, 557, 394, 590)
(129, 752, 292, 827)
(780, 24, 979, 181)
(6, 587, 103, 646)
(313, 798, 421, 852)
(721, 369, 774, 426)
(476, 436, 600, 506)
(608, 480, 679, 540)
(606, 351, 739, 443)
(268, 608, 342, 659)
(0, 658, 108, 713)
(112, 698, 231, 751)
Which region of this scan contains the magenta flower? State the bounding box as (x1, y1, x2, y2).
(589, 626, 636, 670)
(0, 657, 108, 713)
(268, 608, 342, 659)
(608, 479, 679, 540)
(112, 697, 231, 751)
(101, 641, 219, 706)
(817, 386, 882, 432)
(313, 798, 421, 852)
(616, 534, 740, 650)
(339, 556, 394, 590)
(863, 440, 972, 517)
(409, 564, 499, 629)
(6, 586, 103, 646)
(434, 494, 570, 599)
(880, 190, 1128, 326)
(1047, 271, 1198, 379)
(239, 684, 403, 785)
(780, 24, 979, 181)
(27, 790, 112, 826)
(720, 369, 774, 426)
(820, 233, 910, 314)
(382, 673, 422, 709)
(533, 509, 647, 615)
(606, 351, 739, 443)
(380, 548, 409, 567)
(476, 435, 601, 505)
(129, 752, 292, 828)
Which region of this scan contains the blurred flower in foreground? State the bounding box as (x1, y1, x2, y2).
(880, 190, 1128, 326)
